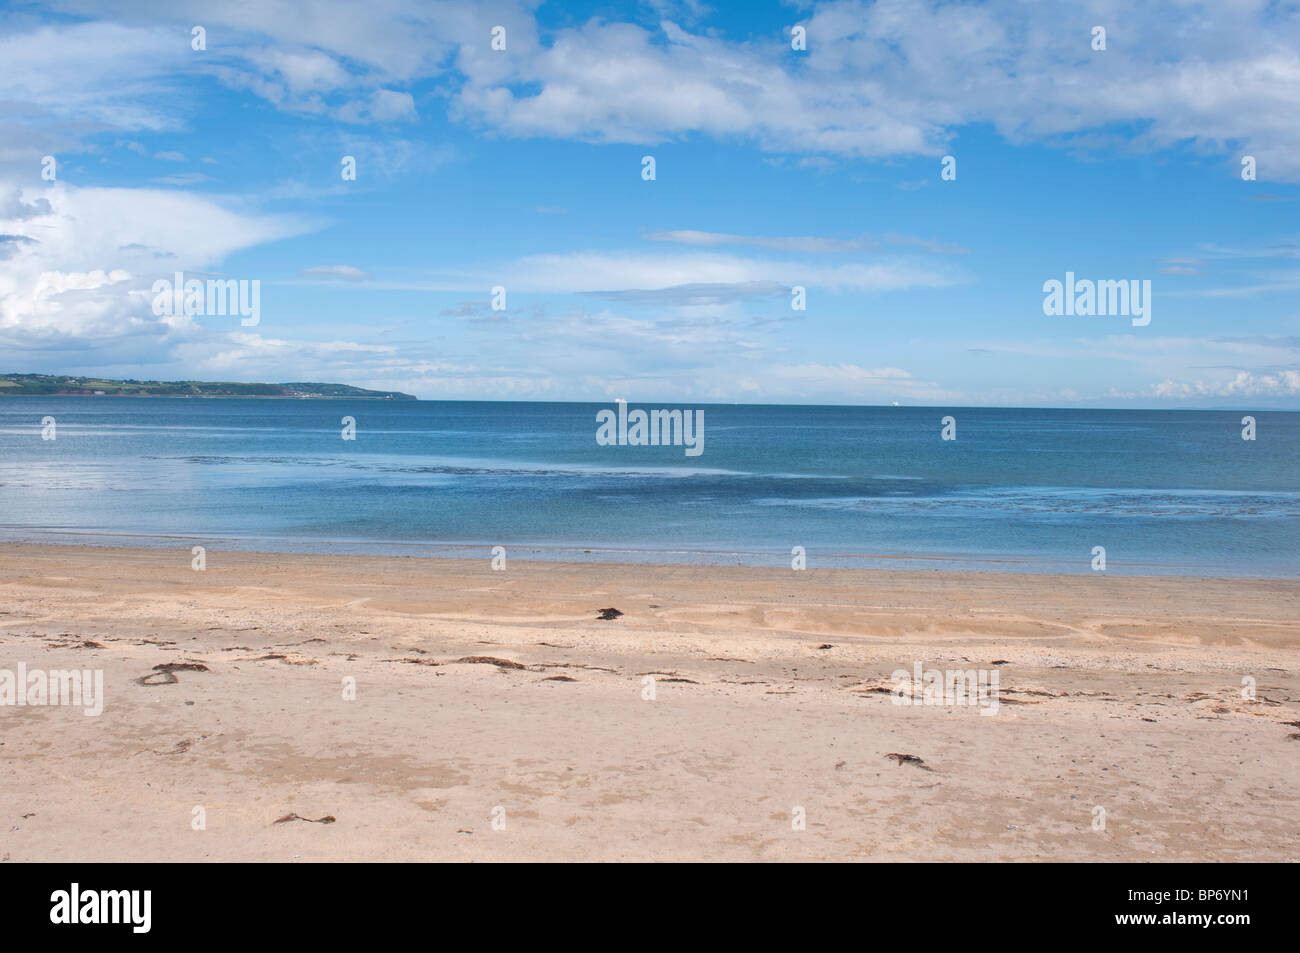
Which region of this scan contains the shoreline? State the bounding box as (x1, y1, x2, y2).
(0, 534, 1286, 577)
(2, 543, 1297, 861)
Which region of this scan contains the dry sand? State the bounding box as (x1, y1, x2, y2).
(1, 543, 1297, 861)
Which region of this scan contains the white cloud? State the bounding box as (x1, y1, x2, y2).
(336, 88, 417, 123)
(645, 230, 867, 253)
(198, 332, 397, 369)
(966, 334, 1300, 403)
(0, 20, 187, 149)
(441, 250, 961, 295)
(261, 48, 353, 95)
(152, 172, 212, 186)
(763, 362, 961, 402)
(0, 179, 316, 358)
(0, 188, 52, 221)
(12, 2, 1300, 178)
(1153, 370, 1300, 398)
(299, 264, 373, 282)
(446, 1, 1300, 179)
(644, 229, 969, 254)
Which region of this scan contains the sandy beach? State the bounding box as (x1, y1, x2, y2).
(1, 543, 1297, 862)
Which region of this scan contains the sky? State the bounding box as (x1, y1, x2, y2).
(1, 0, 1298, 407)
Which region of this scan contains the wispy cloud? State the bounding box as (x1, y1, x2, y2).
(151, 172, 212, 186)
(644, 229, 968, 255)
(298, 264, 373, 282)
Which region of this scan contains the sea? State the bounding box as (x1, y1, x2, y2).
(1, 398, 1296, 576)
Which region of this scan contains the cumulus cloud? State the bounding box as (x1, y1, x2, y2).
(12, 1, 1300, 178)
(0, 188, 53, 220)
(0, 234, 37, 261)
(1153, 370, 1300, 398)
(336, 89, 417, 123)
(0, 179, 315, 361)
(449, 1, 1300, 179)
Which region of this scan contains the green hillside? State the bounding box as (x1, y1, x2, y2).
(0, 374, 416, 400)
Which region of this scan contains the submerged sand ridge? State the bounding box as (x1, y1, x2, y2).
(0, 544, 1297, 861)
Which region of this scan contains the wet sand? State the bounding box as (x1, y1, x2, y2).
(1, 543, 1297, 861)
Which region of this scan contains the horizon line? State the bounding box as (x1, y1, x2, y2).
(4, 394, 1296, 413)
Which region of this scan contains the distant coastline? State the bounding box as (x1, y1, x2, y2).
(0, 373, 415, 400)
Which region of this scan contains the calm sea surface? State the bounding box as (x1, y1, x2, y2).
(1, 398, 1296, 575)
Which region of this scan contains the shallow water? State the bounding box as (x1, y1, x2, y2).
(1, 398, 1295, 575)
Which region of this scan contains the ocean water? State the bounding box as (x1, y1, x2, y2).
(0, 398, 1297, 575)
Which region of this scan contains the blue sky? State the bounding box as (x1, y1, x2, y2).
(1, 0, 1298, 406)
